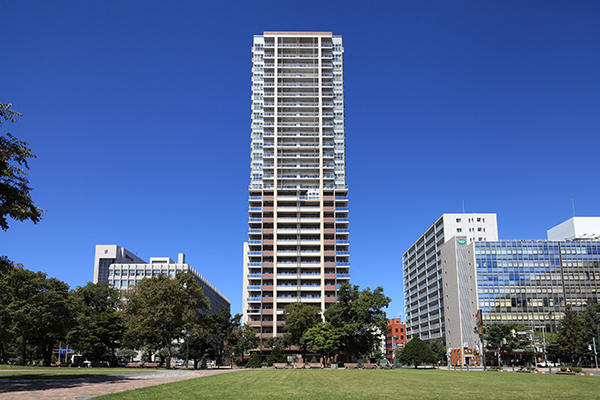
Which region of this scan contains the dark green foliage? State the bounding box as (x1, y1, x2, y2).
(282, 302, 321, 361)
(302, 322, 340, 364)
(207, 310, 242, 366)
(123, 272, 209, 369)
(575, 302, 600, 366)
(266, 346, 285, 366)
(246, 352, 262, 368)
(0, 103, 44, 231)
(180, 330, 211, 369)
(68, 282, 124, 364)
(555, 305, 582, 364)
(0, 267, 73, 365)
(324, 283, 391, 357)
(484, 322, 530, 365)
(231, 323, 260, 365)
(429, 339, 446, 363)
(265, 334, 290, 350)
(398, 337, 436, 368)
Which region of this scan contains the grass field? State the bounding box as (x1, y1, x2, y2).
(0, 366, 155, 380)
(92, 369, 600, 400)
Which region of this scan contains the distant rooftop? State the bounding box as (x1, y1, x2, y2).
(547, 217, 600, 241)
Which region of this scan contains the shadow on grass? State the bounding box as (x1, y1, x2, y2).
(0, 373, 157, 395)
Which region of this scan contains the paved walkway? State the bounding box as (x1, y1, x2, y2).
(0, 368, 241, 400)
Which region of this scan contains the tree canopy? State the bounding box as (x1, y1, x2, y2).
(282, 302, 322, 361)
(398, 337, 436, 368)
(68, 282, 124, 364)
(0, 103, 44, 231)
(123, 272, 209, 368)
(324, 283, 390, 357)
(0, 267, 73, 365)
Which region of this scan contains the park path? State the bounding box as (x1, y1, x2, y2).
(0, 368, 241, 400)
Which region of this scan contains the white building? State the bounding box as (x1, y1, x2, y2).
(94, 245, 230, 314)
(243, 32, 350, 341)
(547, 217, 600, 241)
(403, 214, 498, 344)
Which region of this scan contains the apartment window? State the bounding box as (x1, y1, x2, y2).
(456, 218, 461, 223)
(457, 228, 462, 233)
(478, 227, 482, 232)
(477, 217, 481, 222)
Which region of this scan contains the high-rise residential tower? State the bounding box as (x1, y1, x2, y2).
(403, 213, 498, 344)
(243, 32, 350, 340)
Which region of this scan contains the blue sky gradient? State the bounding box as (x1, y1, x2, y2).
(3, 1, 600, 320)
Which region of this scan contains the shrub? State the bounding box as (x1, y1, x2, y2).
(527, 366, 537, 371)
(246, 352, 262, 368)
(570, 367, 582, 373)
(560, 366, 568, 372)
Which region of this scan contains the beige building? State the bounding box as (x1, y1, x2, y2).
(243, 32, 350, 340)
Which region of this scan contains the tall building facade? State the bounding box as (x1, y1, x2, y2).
(243, 32, 350, 340)
(403, 214, 498, 344)
(94, 245, 230, 314)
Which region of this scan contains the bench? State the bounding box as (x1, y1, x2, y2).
(345, 363, 359, 369)
(126, 363, 142, 368)
(273, 363, 288, 369)
(362, 363, 378, 369)
(307, 363, 322, 369)
(143, 362, 161, 368)
(294, 362, 305, 369)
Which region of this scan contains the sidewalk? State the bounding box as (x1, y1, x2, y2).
(0, 368, 241, 400)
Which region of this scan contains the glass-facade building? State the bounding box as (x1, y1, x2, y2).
(475, 240, 600, 325)
(440, 238, 600, 352)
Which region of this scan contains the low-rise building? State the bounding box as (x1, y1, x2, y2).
(386, 318, 406, 362)
(93, 245, 230, 314)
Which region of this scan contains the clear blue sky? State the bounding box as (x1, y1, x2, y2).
(3, 1, 599, 321)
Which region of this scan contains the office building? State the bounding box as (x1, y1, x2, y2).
(94, 245, 230, 314)
(440, 236, 600, 365)
(403, 214, 498, 343)
(243, 32, 350, 340)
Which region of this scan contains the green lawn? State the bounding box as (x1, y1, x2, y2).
(0, 367, 154, 380)
(94, 369, 600, 400)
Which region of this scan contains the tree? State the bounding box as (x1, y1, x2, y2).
(575, 302, 600, 366)
(124, 272, 209, 369)
(429, 339, 446, 364)
(484, 322, 530, 366)
(1, 103, 44, 231)
(302, 322, 341, 366)
(246, 351, 262, 368)
(68, 282, 124, 365)
(207, 309, 242, 367)
(265, 346, 286, 366)
(398, 337, 436, 368)
(282, 302, 322, 362)
(324, 283, 391, 357)
(265, 334, 291, 351)
(556, 305, 582, 365)
(180, 330, 211, 369)
(231, 323, 260, 366)
(1, 267, 73, 365)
